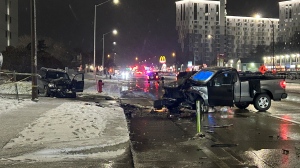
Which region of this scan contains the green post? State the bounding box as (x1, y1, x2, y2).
(196, 100, 201, 133)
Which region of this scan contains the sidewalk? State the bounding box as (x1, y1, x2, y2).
(0, 88, 131, 166)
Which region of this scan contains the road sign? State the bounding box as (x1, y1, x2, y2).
(159, 56, 166, 64)
(259, 65, 267, 74)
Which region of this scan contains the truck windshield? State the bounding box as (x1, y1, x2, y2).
(191, 70, 214, 82)
(47, 72, 69, 80)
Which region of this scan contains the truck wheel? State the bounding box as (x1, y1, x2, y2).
(235, 102, 249, 109)
(38, 86, 49, 97)
(254, 94, 271, 111)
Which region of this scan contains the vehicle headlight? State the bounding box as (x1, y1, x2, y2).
(48, 83, 56, 88)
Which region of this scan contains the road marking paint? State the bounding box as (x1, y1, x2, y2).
(269, 115, 300, 125)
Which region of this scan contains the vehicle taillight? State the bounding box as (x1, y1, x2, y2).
(280, 81, 286, 89)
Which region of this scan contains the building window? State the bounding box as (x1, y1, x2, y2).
(181, 5, 182, 20)
(194, 3, 197, 20)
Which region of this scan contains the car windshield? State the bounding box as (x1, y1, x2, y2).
(47, 71, 69, 80)
(190, 70, 214, 82)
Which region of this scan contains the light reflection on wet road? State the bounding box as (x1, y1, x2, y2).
(120, 75, 165, 100)
(121, 75, 300, 167)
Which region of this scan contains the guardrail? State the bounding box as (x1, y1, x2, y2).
(0, 71, 32, 100)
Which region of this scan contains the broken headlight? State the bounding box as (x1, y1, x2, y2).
(48, 83, 56, 88)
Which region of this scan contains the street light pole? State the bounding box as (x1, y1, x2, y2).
(102, 33, 105, 75)
(30, 0, 38, 101)
(93, 0, 119, 79)
(102, 30, 118, 77)
(272, 20, 275, 72)
(93, 5, 97, 79)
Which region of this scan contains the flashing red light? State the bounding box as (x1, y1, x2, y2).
(280, 81, 286, 89)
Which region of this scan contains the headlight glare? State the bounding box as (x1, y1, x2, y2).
(48, 83, 55, 88)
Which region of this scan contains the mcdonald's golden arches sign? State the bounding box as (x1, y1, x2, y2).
(159, 56, 166, 64)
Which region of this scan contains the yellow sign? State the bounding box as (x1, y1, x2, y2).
(159, 56, 166, 64)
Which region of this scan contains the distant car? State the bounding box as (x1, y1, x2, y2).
(37, 67, 84, 98)
(147, 72, 163, 83)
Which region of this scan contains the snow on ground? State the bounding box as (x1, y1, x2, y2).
(0, 81, 31, 94)
(0, 81, 34, 113)
(4, 101, 129, 162)
(0, 79, 130, 161)
(0, 96, 35, 114)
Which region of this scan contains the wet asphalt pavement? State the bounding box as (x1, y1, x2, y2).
(2, 74, 300, 167)
(119, 75, 300, 168)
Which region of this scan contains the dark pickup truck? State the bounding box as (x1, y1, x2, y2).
(154, 67, 287, 113)
(37, 67, 84, 98)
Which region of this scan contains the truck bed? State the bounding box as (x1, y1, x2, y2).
(239, 75, 284, 82)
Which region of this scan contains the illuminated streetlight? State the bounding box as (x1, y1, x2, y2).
(113, 0, 119, 4)
(254, 13, 275, 71)
(254, 13, 261, 19)
(172, 52, 175, 57)
(102, 29, 118, 76)
(108, 54, 110, 58)
(93, 0, 119, 79)
(135, 57, 138, 61)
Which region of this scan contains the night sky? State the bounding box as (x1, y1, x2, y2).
(18, 0, 281, 65)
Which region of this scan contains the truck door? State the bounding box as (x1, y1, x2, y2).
(208, 72, 234, 106)
(72, 73, 84, 92)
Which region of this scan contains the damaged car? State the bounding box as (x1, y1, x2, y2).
(37, 67, 84, 98)
(154, 67, 287, 114)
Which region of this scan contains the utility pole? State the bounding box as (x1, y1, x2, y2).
(272, 20, 275, 72)
(31, 0, 38, 101)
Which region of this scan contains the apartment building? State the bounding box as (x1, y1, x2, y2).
(0, 0, 18, 52)
(226, 16, 279, 58)
(175, 0, 226, 66)
(175, 0, 280, 66)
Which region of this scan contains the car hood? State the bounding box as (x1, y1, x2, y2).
(50, 78, 72, 85)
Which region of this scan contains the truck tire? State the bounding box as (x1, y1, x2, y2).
(254, 94, 271, 111)
(235, 102, 249, 109)
(38, 86, 49, 97)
